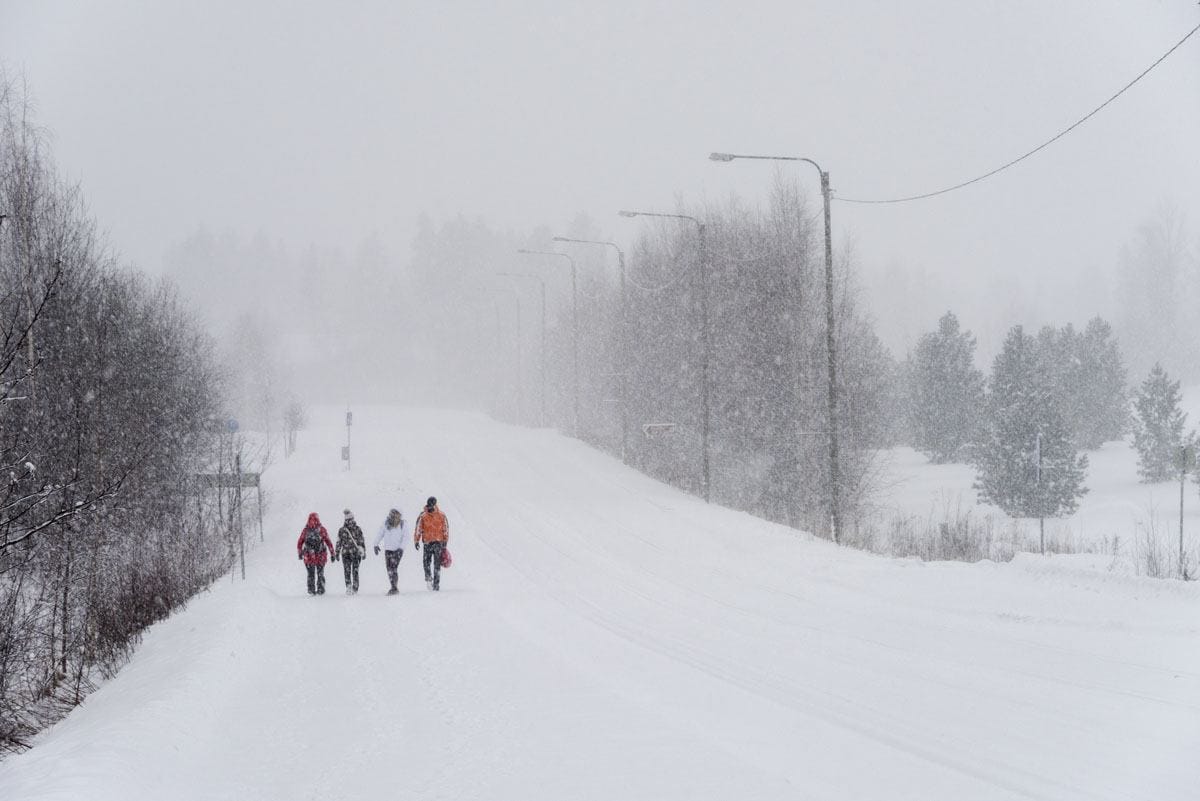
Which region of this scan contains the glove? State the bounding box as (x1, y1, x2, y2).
(414, 542, 420, 551)
(332, 554, 338, 562)
(297, 553, 303, 561)
(373, 546, 380, 556)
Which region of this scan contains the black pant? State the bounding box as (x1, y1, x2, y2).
(384, 549, 403, 590)
(342, 555, 361, 592)
(422, 541, 444, 590)
(306, 563, 326, 594)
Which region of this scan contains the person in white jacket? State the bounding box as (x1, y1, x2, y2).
(372, 508, 407, 595)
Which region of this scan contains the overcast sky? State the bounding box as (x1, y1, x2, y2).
(2, 0, 1197, 354)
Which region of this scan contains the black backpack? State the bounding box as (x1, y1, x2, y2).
(303, 526, 325, 554)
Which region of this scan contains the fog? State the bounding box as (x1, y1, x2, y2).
(5, 4, 1200, 777)
(3, 0, 1198, 392)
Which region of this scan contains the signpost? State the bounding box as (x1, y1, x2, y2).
(641, 422, 677, 438)
(235, 454, 244, 579)
(1178, 444, 1194, 580)
(196, 469, 265, 575)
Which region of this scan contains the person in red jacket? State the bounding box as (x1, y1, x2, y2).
(296, 512, 336, 595)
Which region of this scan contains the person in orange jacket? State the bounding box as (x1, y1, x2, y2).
(296, 512, 336, 595)
(413, 496, 449, 591)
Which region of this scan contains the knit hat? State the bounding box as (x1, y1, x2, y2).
(343, 508, 354, 520)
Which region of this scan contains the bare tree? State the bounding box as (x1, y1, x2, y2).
(0, 75, 229, 755)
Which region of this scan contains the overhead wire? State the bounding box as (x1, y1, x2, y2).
(836, 22, 1200, 205)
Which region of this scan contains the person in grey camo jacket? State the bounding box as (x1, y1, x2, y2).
(336, 509, 367, 594)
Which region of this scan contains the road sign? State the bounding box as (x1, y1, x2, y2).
(195, 472, 260, 489)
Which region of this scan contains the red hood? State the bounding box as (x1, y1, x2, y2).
(306, 513, 321, 528)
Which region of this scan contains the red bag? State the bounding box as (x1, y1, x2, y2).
(440, 547, 452, 569)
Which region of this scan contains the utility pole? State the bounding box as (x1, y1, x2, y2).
(552, 236, 631, 464)
(616, 246, 629, 463)
(498, 272, 547, 427)
(709, 153, 840, 540)
(517, 249, 579, 437)
(819, 170, 841, 544)
(499, 288, 524, 423)
(698, 222, 711, 503)
(1036, 432, 1044, 555)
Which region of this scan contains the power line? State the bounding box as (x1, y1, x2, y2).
(837, 22, 1200, 205)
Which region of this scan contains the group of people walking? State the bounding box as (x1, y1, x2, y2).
(296, 496, 451, 595)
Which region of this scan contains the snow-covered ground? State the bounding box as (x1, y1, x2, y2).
(875, 440, 1197, 548)
(1, 407, 1197, 800)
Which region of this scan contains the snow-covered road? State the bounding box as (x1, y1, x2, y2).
(2, 407, 1198, 800)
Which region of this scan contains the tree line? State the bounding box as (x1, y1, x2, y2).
(401, 187, 1195, 542)
(0, 80, 230, 753)
(902, 309, 1198, 520)
(153, 138, 1192, 547)
(388, 189, 1200, 567)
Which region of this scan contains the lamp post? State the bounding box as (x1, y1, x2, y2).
(494, 285, 523, 423)
(617, 210, 710, 503)
(498, 271, 547, 427)
(552, 235, 630, 465)
(517, 248, 579, 437)
(710, 151, 841, 543)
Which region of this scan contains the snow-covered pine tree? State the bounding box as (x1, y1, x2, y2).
(1032, 323, 1075, 431)
(974, 326, 1089, 517)
(1026, 320, 1128, 451)
(1132, 363, 1186, 482)
(905, 311, 984, 463)
(1071, 317, 1129, 449)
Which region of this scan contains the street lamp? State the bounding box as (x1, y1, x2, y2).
(710, 151, 841, 543)
(517, 248, 579, 437)
(497, 271, 547, 427)
(617, 209, 711, 503)
(552, 235, 630, 465)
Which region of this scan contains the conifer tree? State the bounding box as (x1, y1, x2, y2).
(1132, 363, 1186, 482)
(1071, 317, 1129, 449)
(1027, 319, 1128, 450)
(905, 312, 984, 463)
(974, 326, 1088, 517)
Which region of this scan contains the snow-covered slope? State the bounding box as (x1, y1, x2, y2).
(1, 408, 1197, 801)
